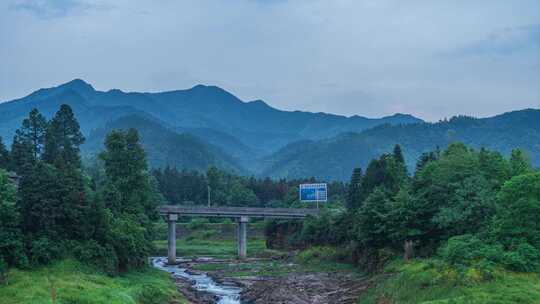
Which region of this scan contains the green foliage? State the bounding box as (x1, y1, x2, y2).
(0, 259, 186, 304)
(501, 242, 540, 272)
(409, 143, 506, 248)
(361, 151, 407, 201)
(354, 188, 393, 248)
(0, 258, 6, 284)
(43, 105, 85, 167)
(360, 259, 540, 304)
(347, 167, 363, 210)
(136, 285, 170, 304)
(30, 236, 62, 265)
(109, 212, 153, 271)
(509, 148, 532, 177)
(301, 211, 345, 246)
(491, 172, 540, 249)
(72, 241, 118, 276)
(0, 137, 9, 169)
(0, 170, 26, 268)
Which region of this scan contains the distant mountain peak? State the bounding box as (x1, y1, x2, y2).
(60, 78, 94, 90)
(247, 99, 271, 108)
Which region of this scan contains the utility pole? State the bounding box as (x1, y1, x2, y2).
(207, 185, 211, 207)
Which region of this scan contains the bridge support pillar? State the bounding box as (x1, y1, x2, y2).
(237, 216, 249, 259)
(167, 214, 178, 265)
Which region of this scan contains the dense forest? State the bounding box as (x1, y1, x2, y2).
(0, 106, 160, 277)
(266, 143, 540, 275)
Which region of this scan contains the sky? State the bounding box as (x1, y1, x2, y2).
(1, 0, 539, 121)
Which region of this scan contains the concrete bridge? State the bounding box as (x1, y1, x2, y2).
(159, 206, 319, 264)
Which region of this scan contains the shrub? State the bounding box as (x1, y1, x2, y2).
(187, 218, 209, 230)
(438, 234, 503, 268)
(137, 285, 169, 304)
(72, 240, 119, 275)
(295, 246, 352, 264)
(0, 257, 6, 284)
(30, 237, 63, 265)
(501, 242, 540, 272)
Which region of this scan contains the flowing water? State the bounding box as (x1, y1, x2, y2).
(152, 257, 242, 304)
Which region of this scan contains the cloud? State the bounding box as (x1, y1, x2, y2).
(450, 24, 540, 57)
(9, 0, 105, 18)
(1, 0, 539, 121)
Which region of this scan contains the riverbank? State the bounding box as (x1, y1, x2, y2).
(0, 259, 187, 304)
(360, 259, 540, 304)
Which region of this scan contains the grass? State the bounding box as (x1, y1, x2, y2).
(359, 259, 540, 304)
(153, 237, 273, 259)
(0, 259, 188, 304)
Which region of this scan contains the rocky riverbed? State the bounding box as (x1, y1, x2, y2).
(154, 257, 372, 304)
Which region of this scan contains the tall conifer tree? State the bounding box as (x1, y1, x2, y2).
(43, 104, 85, 168)
(347, 168, 363, 210)
(0, 137, 9, 169)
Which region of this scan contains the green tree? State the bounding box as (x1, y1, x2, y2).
(393, 144, 405, 164)
(354, 188, 392, 248)
(491, 172, 540, 250)
(509, 149, 532, 177)
(43, 104, 85, 168)
(411, 143, 508, 249)
(9, 134, 34, 175)
(99, 129, 159, 271)
(100, 129, 158, 218)
(16, 109, 48, 159)
(0, 138, 9, 169)
(0, 169, 26, 267)
(347, 168, 363, 210)
(361, 153, 407, 200)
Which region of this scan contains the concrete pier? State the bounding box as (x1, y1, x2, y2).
(237, 216, 249, 259)
(160, 206, 318, 259)
(167, 214, 178, 264)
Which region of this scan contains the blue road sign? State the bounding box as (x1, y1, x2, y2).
(299, 183, 328, 202)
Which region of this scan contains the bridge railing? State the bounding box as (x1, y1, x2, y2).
(159, 206, 319, 219)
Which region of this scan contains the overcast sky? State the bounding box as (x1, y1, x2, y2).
(1, 0, 539, 121)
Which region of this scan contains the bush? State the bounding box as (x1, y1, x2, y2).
(137, 285, 169, 304)
(0, 257, 6, 284)
(30, 237, 63, 265)
(72, 240, 119, 275)
(187, 218, 209, 230)
(502, 242, 540, 272)
(295, 246, 347, 264)
(438, 234, 503, 268)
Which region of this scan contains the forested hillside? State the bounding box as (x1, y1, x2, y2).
(83, 115, 245, 173)
(262, 109, 540, 180)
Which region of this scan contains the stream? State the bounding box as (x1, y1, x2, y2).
(152, 257, 242, 304)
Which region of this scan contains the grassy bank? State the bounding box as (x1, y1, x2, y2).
(359, 260, 540, 304)
(0, 259, 187, 304)
(153, 237, 274, 259)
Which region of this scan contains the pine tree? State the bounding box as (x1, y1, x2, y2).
(99, 129, 159, 270)
(393, 144, 405, 164)
(100, 129, 157, 218)
(9, 134, 35, 175)
(347, 168, 363, 210)
(16, 109, 48, 160)
(0, 137, 9, 169)
(509, 149, 531, 177)
(43, 104, 85, 168)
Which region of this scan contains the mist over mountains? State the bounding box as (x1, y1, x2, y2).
(1, 79, 538, 180)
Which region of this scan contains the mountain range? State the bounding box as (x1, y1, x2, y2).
(1, 79, 538, 180)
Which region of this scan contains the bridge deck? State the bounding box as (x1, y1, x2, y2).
(159, 206, 319, 219)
